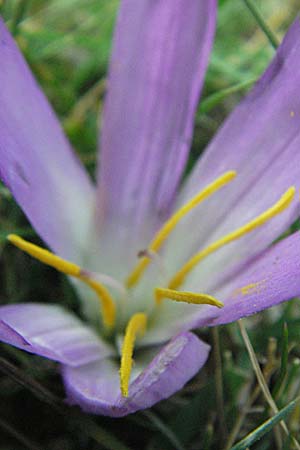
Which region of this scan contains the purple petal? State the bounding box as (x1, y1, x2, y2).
(191, 231, 300, 327)
(0, 19, 95, 262)
(63, 331, 210, 417)
(165, 19, 300, 285)
(0, 304, 113, 366)
(97, 0, 216, 254)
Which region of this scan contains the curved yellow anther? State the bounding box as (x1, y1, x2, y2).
(120, 312, 147, 397)
(155, 287, 223, 308)
(8, 234, 80, 276)
(169, 186, 296, 290)
(126, 171, 237, 288)
(77, 276, 116, 329)
(7, 234, 116, 329)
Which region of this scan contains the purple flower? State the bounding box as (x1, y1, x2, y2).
(1, 0, 300, 417)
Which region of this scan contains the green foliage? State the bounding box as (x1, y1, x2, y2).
(230, 397, 300, 450)
(0, 0, 300, 449)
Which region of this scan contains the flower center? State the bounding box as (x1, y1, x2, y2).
(126, 171, 237, 287)
(7, 171, 296, 397)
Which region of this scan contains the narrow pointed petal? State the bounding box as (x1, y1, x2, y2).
(63, 332, 210, 417)
(166, 19, 300, 283)
(97, 0, 216, 252)
(192, 231, 300, 328)
(0, 20, 95, 262)
(0, 304, 113, 366)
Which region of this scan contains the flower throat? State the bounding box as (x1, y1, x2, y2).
(7, 171, 296, 396)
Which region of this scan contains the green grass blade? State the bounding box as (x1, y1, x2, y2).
(199, 78, 256, 114)
(243, 0, 279, 49)
(272, 322, 289, 398)
(230, 396, 300, 450)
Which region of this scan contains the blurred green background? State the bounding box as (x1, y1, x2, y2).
(0, 1, 300, 449)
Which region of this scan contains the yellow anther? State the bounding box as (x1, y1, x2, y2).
(126, 171, 237, 288)
(7, 234, 116, 329)
(169, 186, 296, 290)
(155, 287, 223, 308)
(120, 312, 147, 397)
(8, 234, 80, 276)
(77, 276, 116, 329)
